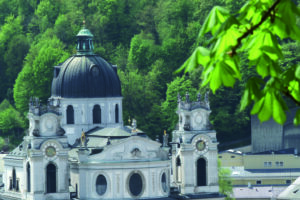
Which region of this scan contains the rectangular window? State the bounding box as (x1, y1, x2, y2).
(264, 162, 268, 167)
(231, 156, 235, 158)
(280, 161, 284, 166)
(218, 156, 222, 158)
(268, 162, 272, 167)
(276, 161, 279, 166)
(256, 180, 262, 184)
(286, 180, 291, 184)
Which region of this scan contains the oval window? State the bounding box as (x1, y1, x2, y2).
(129, 173, 143, 197)
(96, 175, 107, 196)
(161, 172, 167, 192)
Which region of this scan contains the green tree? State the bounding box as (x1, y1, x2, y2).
(0, 99, 25, 141)
(218, 160, 234, 200)
(14, 31, 69, 113)
(162, 75, 198, 133)
(180, 0, 300, 125)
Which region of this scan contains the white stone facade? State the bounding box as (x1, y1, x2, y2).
(70, 136, 171, 200)
(52, 97, 123, 144)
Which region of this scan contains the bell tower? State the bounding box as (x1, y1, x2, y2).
(171, 92, 220, 196)
(25, 97, 70, 200)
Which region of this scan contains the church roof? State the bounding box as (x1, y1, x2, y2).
(88, 127, 131, 137)
(51, 55, 122, 98)
(51, 27, 122, 98)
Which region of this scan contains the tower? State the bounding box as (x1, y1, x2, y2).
(171, 92, 219, 195)
(2, 98, 70, 200)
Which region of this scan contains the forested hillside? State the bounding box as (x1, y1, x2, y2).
(0, 0, 298, 150)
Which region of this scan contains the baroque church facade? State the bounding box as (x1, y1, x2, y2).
(0, 26, 224, 200)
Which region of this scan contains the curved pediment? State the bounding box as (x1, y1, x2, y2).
(87, 136, 168, 162)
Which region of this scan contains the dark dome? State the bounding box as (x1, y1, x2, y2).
(51, 55, 122, 98)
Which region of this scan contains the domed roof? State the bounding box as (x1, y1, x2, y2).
(51, 26, 122, 98)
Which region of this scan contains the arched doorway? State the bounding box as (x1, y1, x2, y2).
(46, 163, 56, 193)
(197, 158, 206, 186)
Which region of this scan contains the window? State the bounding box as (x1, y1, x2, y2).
(12, 168, 16, 190)
(276, 161, 279, 166)
(264, 162, 272, 167)
(286, 180, 291, 184)
(256, 180, 261, 184)
(96, 175, 107, 196)
(218, 156, 222, 158)
(280, 161, 284, 166)
(27, 163, 31, 192)
(67, 105, 74, 124)
(128, 173, 143, 197)
(93, 105, 101, 124)
(161, 172, 167, 193)
(231, 156, 235, 158)
(115, 104, 119, 123)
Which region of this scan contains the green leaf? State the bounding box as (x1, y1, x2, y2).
(295, 65, 300, 79)
(294, 109, 300, 125)
(251, 97, 264, 115)
(177, 47, 210, 73)
(257, 92, 272, 122)
(199, 6, 230, 37)
(272, 93, 286, 124)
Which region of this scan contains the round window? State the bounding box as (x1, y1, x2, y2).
(129, 173, 143, 197)
(96, 175, 107, 196)
(161, 172, 167, 193)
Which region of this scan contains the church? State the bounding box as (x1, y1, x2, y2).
(0, 26, 224, 200)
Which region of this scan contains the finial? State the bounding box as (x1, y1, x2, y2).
(197, 92, 201, 102)
(82, 20, 86, 27)
(205, 91, 210, 102)
(164, 130, 166, 135)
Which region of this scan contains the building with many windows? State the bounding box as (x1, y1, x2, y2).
(0, 26, 224, 200)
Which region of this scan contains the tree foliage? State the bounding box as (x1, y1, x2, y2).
(218, 160, 234, 200)
(181, 0, 300, 125)
(0, 0, 299, 146)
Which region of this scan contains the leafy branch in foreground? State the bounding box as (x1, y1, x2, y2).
(179, 0, 300, 125)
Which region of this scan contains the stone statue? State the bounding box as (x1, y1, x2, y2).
(177, 93, 182, 103)
(185, 92, 190, 103)
(205, 91, 210, 109)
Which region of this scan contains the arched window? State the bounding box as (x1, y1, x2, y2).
(161, 172, 167, 193)
(197, 158, 207, 186)
(46, 163, 56, 193)
(115, 104, 119, 123)
(12, 168, 16, 189)
(67, 105, 74, 124)
(27, 163, 31, 192)
(93, 105, 101, 124)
